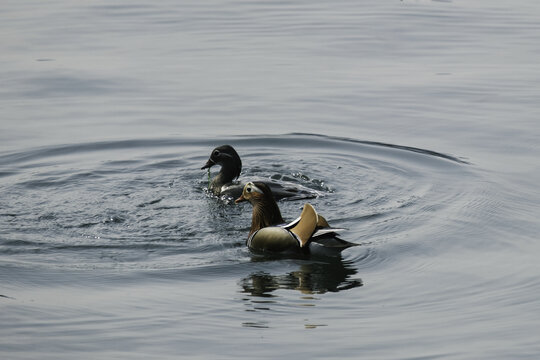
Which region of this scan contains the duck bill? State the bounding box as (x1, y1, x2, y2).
(201, 158, 215, 170)
(235, 195, 246, 204)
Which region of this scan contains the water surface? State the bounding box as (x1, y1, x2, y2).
(2, 1, 540, 359)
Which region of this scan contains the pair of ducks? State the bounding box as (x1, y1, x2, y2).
(202, 145, 357, 256)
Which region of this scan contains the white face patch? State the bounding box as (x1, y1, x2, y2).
(245, 182, 263, 195)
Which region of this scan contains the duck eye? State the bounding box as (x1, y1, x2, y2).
(246, 187, 252, 193)
(213, 150, 220, 157)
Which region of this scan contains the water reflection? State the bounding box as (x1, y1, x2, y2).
(240, 257, 362, 297)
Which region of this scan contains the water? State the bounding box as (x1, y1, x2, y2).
(1, 1, 540, 359)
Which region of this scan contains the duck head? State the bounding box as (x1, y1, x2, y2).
(201, 145, 242, 181)
(235, 182, 284, 235)
(234, 181, 266, 204)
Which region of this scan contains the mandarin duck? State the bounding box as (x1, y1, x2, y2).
(235, 181, 357, 255)
(202, 145, 319, 200)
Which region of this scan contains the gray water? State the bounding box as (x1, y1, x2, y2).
(1, 1, 540, 359)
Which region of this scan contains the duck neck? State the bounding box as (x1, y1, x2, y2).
(249, 198, 284, 236)
(210, 166, 236, 193)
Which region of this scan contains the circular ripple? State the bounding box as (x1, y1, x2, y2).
(0, 134, 481, 280)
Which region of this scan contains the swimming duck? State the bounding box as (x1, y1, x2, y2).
(201, 145, 320, 200)
(201, 145, 242, 197)
(235, 181, 357, 255)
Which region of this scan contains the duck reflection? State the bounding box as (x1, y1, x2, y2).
(240, 256, 362, 297)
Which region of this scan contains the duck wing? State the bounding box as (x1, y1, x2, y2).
(266, 181, 321, 201)
(282, 207, 347, 238)
(280, 216, 301, 230)
(220, 182, 244, 199)
(219, 179, 320, 201)
(312, 227, 347, 238)
(289, 204, 318, 248)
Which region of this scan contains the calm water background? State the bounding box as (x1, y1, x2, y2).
(1, 0, 540, 359)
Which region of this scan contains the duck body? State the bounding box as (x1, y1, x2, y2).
(211, 179, 314, 202)
(247, 217, 355, 256)
(202, 145, 243, 197)
(202, 145, 320, 201)
(248, 226, 302, 254)
(236, 182, 357, 256)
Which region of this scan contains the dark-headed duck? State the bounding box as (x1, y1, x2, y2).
(235, 181, 357, 255)
(202, 145, 320, 201)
